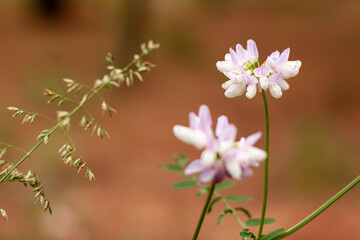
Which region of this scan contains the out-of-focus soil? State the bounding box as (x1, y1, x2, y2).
(0, 1, 359, 239)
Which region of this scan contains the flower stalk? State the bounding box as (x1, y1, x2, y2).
(192, 181, 216, 240)
(258, 90, 270, 239)
(272, 174, 360, 240)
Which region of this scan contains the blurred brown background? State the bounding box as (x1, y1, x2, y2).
(0, 0, 359, 239)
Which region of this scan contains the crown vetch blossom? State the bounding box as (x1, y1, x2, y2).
(173, 105, 266, 184)
(217, 39, 301, 99)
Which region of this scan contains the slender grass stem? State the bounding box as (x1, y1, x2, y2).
(272, 175, 360, 240)
(0, 49, 152, 182)
(192, 181, 216, 240)
(258, 90, 270, 239)
(0, 142, 28, 154)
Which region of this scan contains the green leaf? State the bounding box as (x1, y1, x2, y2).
(239, 228, 256, 239)
(215, 180, 235, 190)
(0, 148, 7, 159)
(234, 207, 252, 219)
(246, 218, 276, 226)
(174, 154, 190, 167)
(225, 195, 253, 201)
(262, 228, 285, 240)
(207, 196, 222, 214)
(172, 180, 197, 189)
(196, 186, 209, 197)
(217, 208, 233, 225)
(161, 164, 182, 172)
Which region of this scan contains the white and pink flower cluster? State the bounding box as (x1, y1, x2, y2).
(173, 105, 266, 184)
(216, 39, 301, 99)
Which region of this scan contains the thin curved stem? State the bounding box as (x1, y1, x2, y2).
(258, 90, 270, 239)
(192, 181, 216, 240)
(272, 175, 360, 240)
(0, 142, 28, 154)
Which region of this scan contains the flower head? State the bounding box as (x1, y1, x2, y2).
(217, 39, 301, 99)
(173, 105, 266, 184)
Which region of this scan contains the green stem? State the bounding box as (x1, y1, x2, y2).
(258, 90, 270, 239)
(0, 49, 152, 183)
(192, 181, 216, 240)
(0, 125, 59, 182)
(272, 175, 360, 240)
(0, 142, 28, 154)
(0, 87, 99, 183)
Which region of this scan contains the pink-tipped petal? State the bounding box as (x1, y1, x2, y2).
(245, 131, 262, 146)
(184, 160, 204, 175)
(218, 123, 237, 142)
(189, 112, 198, 130)
(247, 39, 259, 59)
(242, 74, 258, 85)
(215, 115, 229, 138)
(266, 57, 277, 70)
(199, 105, 212, 127)
(269, 50, 280, 59)
(236, 43, 247, 60)
(230, 48, 238, 66)
(199, 168, 217, 184)
(277, 48, 290, 66)
(268, 72, 283, 84)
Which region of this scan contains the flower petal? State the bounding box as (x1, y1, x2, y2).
(269, 50, 280, 59)
(199, 168, 217, 184)
(268, 72, 283, 84)
(277, 48, 290, 66)
(266, 57, 277, 70)
(247, 39, 259, 59)
(224, 82, 246, 98)
(230, 48, 238, 66)
(173, 125, 207, 149)
(259, 76, 268, 90)
(216, 61, 237, 72)
(269, 84, 283, 98)
(201, 149, 217, 167)
(225, 160, 242, 179)
(248, 147, 267, 162)
(215, 115, 229, 138)
(199, 105, 212, 128)
(242, 74, 258, 85)
(246, 84, 257, 99)
(213, 165, 226, 183)
(236, 43, 247, 60)
(184, 159, 204, 175)
(221, 79, 233, 90)
(279, 79, 289, 91)
(245, 131, 262, 146)
(278, 60, 302, 79)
